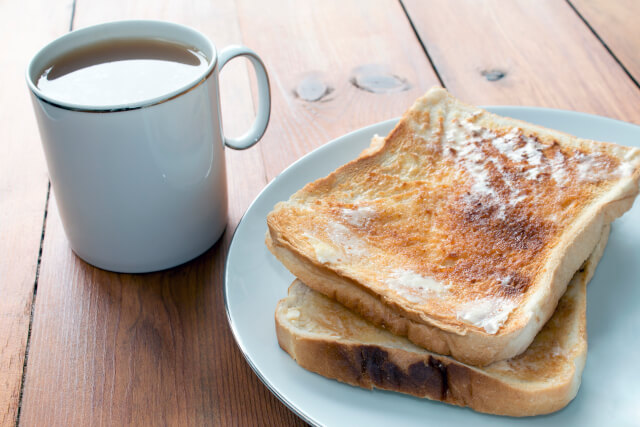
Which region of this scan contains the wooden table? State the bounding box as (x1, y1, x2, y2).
(2, 0, 639, 425)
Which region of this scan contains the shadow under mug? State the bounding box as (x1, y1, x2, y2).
(26, 20, 270, 273)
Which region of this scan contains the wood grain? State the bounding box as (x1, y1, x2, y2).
(18, 0, 297, 426)
(20, 197, 297, 426)
(0, 0, 72, 425)
(235, 0, 441, 180)
(569, 0, 640, 85)
(402, 0, 640, 123)
(16, 0, 640, 425)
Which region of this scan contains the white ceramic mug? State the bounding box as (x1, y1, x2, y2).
(26, 20, 270, 273)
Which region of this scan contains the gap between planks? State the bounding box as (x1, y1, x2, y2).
(566, 0, 640, 90)
(15, 5, 75, 426)
(398, 0, 446, 88)
(14, 182, 51, 427)
(400, 0, 640, 94)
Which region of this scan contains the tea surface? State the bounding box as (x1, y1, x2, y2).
(36, 38, 209, 107)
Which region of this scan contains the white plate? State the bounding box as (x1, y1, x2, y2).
(224, 107, 640, 426)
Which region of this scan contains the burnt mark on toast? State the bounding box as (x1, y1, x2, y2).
(433, 196, 544, 297)
(498, 273, 531, 297)
(496, 216, 552, 252)
(459, 196, 552, 252)
(426, 357, 449, 400)
(354, 346, 449, 400)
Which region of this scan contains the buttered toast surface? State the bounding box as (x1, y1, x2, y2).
(275, 226, 608, 416)
(267, 87, 640, 365)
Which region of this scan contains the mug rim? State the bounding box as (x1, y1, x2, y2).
(25, 20, 218, 113)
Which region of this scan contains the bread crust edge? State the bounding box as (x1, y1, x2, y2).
(274, 226, 608, 416)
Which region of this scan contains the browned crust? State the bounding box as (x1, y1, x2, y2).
(275, 330, 581, 417)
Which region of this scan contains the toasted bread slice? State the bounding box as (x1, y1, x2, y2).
(267, 87, 640, 365)
(275, 226, 608, 416)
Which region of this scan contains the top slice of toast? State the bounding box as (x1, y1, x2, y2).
(266, 87, 640, 365)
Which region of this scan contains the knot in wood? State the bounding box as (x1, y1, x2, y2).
(294, 73, 333, 102)
(481, 69, 506, 81)
(350, 64, 411, 94)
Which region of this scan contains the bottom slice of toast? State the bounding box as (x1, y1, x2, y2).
(275, 226, 609, 417)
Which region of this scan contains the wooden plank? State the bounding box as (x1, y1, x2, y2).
(18, 1, 299, 426)
(21, 197, 298, 426)
(0, 0, 73, 425)
(569, 0, 640, 86)
(402, 0, 640, 124)
(235, 0, 441, 180)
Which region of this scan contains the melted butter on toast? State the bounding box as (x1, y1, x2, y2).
(269, 89, 638, 335)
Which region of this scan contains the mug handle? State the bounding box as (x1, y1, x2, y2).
(218, 45, 271, 150)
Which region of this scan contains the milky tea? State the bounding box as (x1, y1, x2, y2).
(36, 38, 209, 107)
